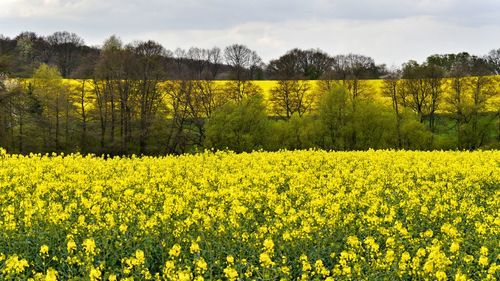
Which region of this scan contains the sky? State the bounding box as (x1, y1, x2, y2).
(1, 0, 500, 66)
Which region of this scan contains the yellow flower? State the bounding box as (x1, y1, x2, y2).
(263, 238, 275, 252)
(1, 255, 29, 275)
(463, 254, 474, 263)
(314, 259, 330, 277)
(386, 237, 395, 247)
(347, 236, 360, 248)
(195, 258, 208, 273)
(282, 232, 292, 241)
(280, 266, 291, 275)
(177, 269, 192, 281)
(423, 260, 434, 273)
(364, 236, 379, 252)
(436, 270, 447, 281)
(260, 252, 275, 267)
(169, 244, 181, 258)
(40, 245, 49, 255)
(450, 242, 460, 253)
(417, 248, 426, 257)
(135, 250, 145, 265)
(119, 224, 128, 233)
(223, 267, 238, 281)
(163, 260, 175, 276)
(342, 266, 352, 275)
(67, 240, 77, 253)
(401, 252, 411, 262)
(45, 268, 58, 281)
(83, 238, 96, 255)
(441, 223, 458, 237)
(480, 246, 488, 256)
(226, 255, 234, 264)
(89, 267, 101, 281)
(454, 271, 467, 281)
(385, 249, 395, 264)
(300, 254, 312, 272)
(479, 256, 489, 267)
(190, 242, 200, 254)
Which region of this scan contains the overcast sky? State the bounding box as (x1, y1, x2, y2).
(1, 0, 500, 65)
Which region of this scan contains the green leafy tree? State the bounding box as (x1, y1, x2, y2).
(205, 94, 269, 152)
(32, 64, 69, 151)
(350, 101, 396, 150)
(267, 113, 321, 150)
(318, 85, 350, 149)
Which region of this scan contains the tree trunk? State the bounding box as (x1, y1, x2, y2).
(19, 108, 23, 153)
(55, 94, 60, 151)
(80, 80, 87, 151)
(65, 96, 69, 150)
(392, 83, 402, 149)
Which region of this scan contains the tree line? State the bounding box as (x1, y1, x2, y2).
(0, 31, 416, 80)
(0, 31, 499, 154)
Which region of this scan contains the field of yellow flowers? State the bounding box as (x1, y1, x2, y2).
(0, 149, 499, 280)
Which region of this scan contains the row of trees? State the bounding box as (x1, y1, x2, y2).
(1, 31, 499, 154)
(209, 73, 499, 152)
(0, 65, 498, 154)
(383, 61, 498, 150)
(3, 31, 500, 80)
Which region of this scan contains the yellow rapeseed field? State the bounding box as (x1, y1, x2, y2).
(14, 76, 500, 114)
(0, 149, 499, 280)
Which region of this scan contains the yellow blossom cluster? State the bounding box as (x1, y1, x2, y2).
(0, 150, 498, 280)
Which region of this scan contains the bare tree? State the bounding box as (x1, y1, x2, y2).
(94, 35, 124, 151)
(423, 64, 445, 132)
(92, 79, 109, 152)
(469, 57, 498, 148)
(224, 44, 254, 81)
(268, 48, 333, 80)
(486, 48, 500, 74)
(400, 60, 445, 129)
(224, 44, 263, 102)
(331, 54, 377, 109)
(267, 50, 316, 118)
(46, 31, 84, 77)
(296, 48, 333, 79)
(132, 40, 168, 154)
(186, 47, 209, 79)
(77, 80, 89, 150)
(382, 70, 403, 148)
(208, 47, 223, 79)
(445, 55, 498, 149)
(163, 80, 194, 153)
(332, 54, 377, 80)
(269, 80, 313, 119)
(267, 51, 302, 80)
